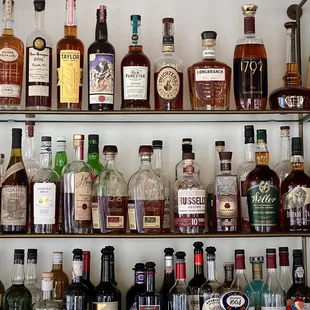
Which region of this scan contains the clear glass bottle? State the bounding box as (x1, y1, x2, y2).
(274, 126, 291, 185)
(54, 137, 67, 177)
(222, 262, 234, 291)
(33, 272, 62, 310)
(0, 153, 5, 186)
(128, 145, 165, 233)
(237, 125, 256, 232)
(62, 135, 93, 234)
(92, 145, 128, 234)
(278, 247, 292, 294)
(154, 18, 183, 110)
(152, 140, 171, 233)
(87, 134, 104, 177)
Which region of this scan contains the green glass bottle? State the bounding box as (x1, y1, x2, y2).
(54, 137, 67, 176)
(87, 134, 104, 177)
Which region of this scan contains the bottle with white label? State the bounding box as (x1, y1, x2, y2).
(121, 15, 151, 110)
(26, 0, 52, 110)
(30, 136, 60, 234)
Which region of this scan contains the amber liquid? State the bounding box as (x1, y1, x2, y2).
(51, 263, 69, 304)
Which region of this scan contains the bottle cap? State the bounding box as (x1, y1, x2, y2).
(82, 251, 90, 259)
(244, 125, 254, 143)
(266, 248, 276, 254)
(257, 129, 267, 142)
(139, 145, 153, 154)
(73, 134, 84, 141)
(163, 17, 174, 23)
(145, 261, 156, 269)
(53, 252, 63, 264)
(12, 128, 22, 135)
(284, 21, 297, 29)
(182, 138, 192, 144)
(175, 251, 186, 259)
(164, 248, 174, 255)
(152, 140, 163, 149)
(219, 151, 232, 161)
(130, 14, 141, 21)
(0, 153, 4, 159)
(27, 249, 38, 260)
(57, 137, 66, 142)
(134, 263, 145, 270)
(201, 31, 217, 40)
(249, 256, 264, 263)
(215, 141, 225, 147)
(193, 241, 204, 249)
(14, 249, 24, 256)
(279, 247, 289, 252)
(104, 245, 115, 254)
(103, 145, 118, 154)
(34, 0, 45, 12)
(206, 246, 216, 255)
(101, 248, 110, 256)
(25, 121, 35, 126)
(293, 249, 303, 257)
(41, 136, 51, 142)
(235, 249, 245, 255)
(223, 262, 234, 267)
(88, 134, 99, 144)
(292, 137, 303, 156)
(73, 248, 83, 256)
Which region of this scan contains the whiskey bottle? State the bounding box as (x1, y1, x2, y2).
(246, 129, 280, 233)
(0, 0, 24, 110)
(234, 5, 267, 110)
(188, 31, 231, 110)
(281, 137, 310, 232)
(269, 22, 310, 109)
(25, 249, 41, 304)
(154, 18, 183, 110)
(1, 128, 28, 233)
(222, 262, 234, 291)
(54, 137, 67, 177)
(26, 0, 52, 110)
(121, 15, 151, 110)
(57, 0, 84, 110)
(88, 5, 115, 111)
(87, 134, 104, 177)
(278, 247, 292, 294)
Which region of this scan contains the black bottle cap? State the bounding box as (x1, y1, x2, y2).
(193, 241, 204, 249)
(182, 138, 192, 143)
(103, 145, 118, 154)
(293, 249, 303, 257)
(249, 256, 264, 263)
(104, 245, 115, 254)
(14, 249, 24, 256)
(41, 136, 51, 142)
(88, 134, 99, 144)
(101, 248, 110, 256)
(34, 0, 45, 12)
(215, 141, 225, 147)
(279, 247, 289, 252)
(292, 137, 303, 156)
(145, 262, 156, 269)
(152, 140, 163, 149)
(284, 21, 297, 29)
(27, 249, 38, 259)
(219, 151, 232, 161)
(182, 144, 193, 153)
(175, 251, 186, 259)
(244, 125, 254, 143)
(280, 126, 290, 130)
(164, 248, 174, 255)
(257, 129, 267, 142)
(12, 128, 22, 136)
(266, 248, 276, 254)
(0, 154, 4, 159)
(206, 246, 217, 255)
(235, 249, 245, 255)
(73, 249, 83, 256)
(131, 14, 141, 21)
(134, 263, 145, 271)
(201, 31, 217, 40)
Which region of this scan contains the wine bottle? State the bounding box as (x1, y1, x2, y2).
(82, 251, 95, 307)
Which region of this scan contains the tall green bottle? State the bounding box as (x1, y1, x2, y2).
(54, 137, 67, 176)
(87, 134, 104, 177)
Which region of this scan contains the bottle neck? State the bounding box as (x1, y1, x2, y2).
(220, 159, 232, 175)
(255, 142, 269, 166)
(130, 16, 142, 48)
(251, 263, 263, 280)
(52, 253, 64, 270)
(64, 0, 77, 37)
(293, 257, 305, 285)
(164, 255, 174, 277)
(153, 148, 163, 171)
(206, 256, 216, 281)
(96, 14, 108, 41)
(244, 16, 255, 37)
(25, 258, 38, 284)
(145, 270, 156, 293)
(2, 0, 14, 34)
(52, 263, 63, 270)
(140, 154, 152, 169)
(134, 270, 145, 286)
(280, 136, 291, 161)
(194, 252, 204, 276)
(40, 152, 52, 169)
(12, 259, 25, 285)
(224, 265, 234, 283)
(73, 144, 84, 161)
(105, 154, 117, 170)
(244, 142, 255, 162)
(34, 9, 45, 31)
(291, 155, 305, 172)
(100, 257, 110, 283)
(42, 279, 53, 301)
(202, 41, 216, 60)
(24, 129, 36, 160)
(88, 144, 100, 162)
(82, 257, 90, 281)
(72, 259, 83, 283)
(176, 260, 186, 280)
(279, 252, 289, 267)
(110, 254, 116, 285)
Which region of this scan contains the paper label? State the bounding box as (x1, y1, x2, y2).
(72, 260, 83, 278)
(178, 190, 206, 215)
(156, 67, 180, 99)
(0, 84, 21, 98)
(128, 202, 137, 230)
(93, 302, 118, 310)
(28, 85, 49, 97)
(107, 216, 124, 228)
(195, 68, 225, 81)
(123, 66, 148, 100)
(217, 195, 238, 223)
(0, 47, 19, 62)
(74, 172, 92, 221)
(28, 46, 50, 83)
(3, 162, 24, 182)
(91, 202, 100, 229)
(163, 187, 170, 229)
(143, 216, 160, 228)
(42, 279, 53, 291)
(202, 297, 220, 310)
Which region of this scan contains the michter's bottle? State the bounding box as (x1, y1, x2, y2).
(246, 129, 280, 233)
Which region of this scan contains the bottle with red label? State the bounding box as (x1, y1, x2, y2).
(174, 152, 206, 234)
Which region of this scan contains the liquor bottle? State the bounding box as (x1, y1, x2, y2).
(281, 137, 310, 231)
(213, 151, 241, 232)
(64, 249, 89, 310)
(237, 125, 256, 232)
(23, 121, 40, 181)
(0, 153, 5, 186)
(33, 272, 62, 310)
(274, 126, 291, 185)
(50, 252, 69, 305)
(30, 136, 60, 234)
(0, 0, 24, 110)
(92, 145, 127, 234)
(154, 18, 183, 110)
(128, 145, 164, 233)
(54, 137, 67, 176)
(200, 247, 224, 310)
(246, 130, 280, 233)
(188, 242, 206, 310)
(152, 140, 171, 233)
(286, 250, 310, 308)
(222, 262, 234, 291)
(88, 5, 115, 110)
(234, 5, 268, 110)
(244, 256, 264, 309)
(57, 0, 84, 110)
(174, 153, 206, 234)
(278, 247, 292, 294)
(137, 262, 162, 309)
(160, 248, 175, 310)
(168, 251, 191, 310)
(3, 249, 32, 309)
(1, 128, 28, 233)
(93, 248, 121, 310)
(261, 249, 286, 310)
(126, 263, 146, 310)
(121, 15, 151, 110)
(25, 249, 41, 305)
(188, 31, 231, 110)
(104, 246, 118, 287)
(62, 135, 93, 234)
(82, 251, 95, 296)
(269, 22, 310, 109)
(26, 0, 52, 110)
(87, 134, 104, 177)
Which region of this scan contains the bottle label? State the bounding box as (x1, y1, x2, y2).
(42, 278, 53, 291)
(53, 252, 63, 264)
(72, 260, 83, 278)
(247, 181, 279, 227)
(128, 201, 137, 230)
(220, 291, 249, 310)
(89, 53, 114, 105)
(163, 187, 171, 229)
(135, 271, 145, 284)
(195, 68, 225, 81)
(57, 50, 82, 103)
(91, 201, 100, 229)
(233, 58, 268, 100)
(0, 84, 21, 98)
(28, 85, 49, 97)
(177, 189, 206, 214)
(216, 195, 238, 226)
(74, 172, 92, 221)
(262, 307, 286, 310)
(174, 216, 205, 228)
(123, 66, 148, 100)
(107, 216, 124, 228)
(3, 162, 24, 182)
(93, 302, 118, 310)
(1, 185, 27, 226)
(202, 297, 221, 310)
(33, 183, 56, 224)
(139, 306, 160, 310)
(143, 215, 160, 228)
(240, 179, 250, 229)
(156, 67, 180, 100)
(191, 295, 200, 310)
(0, 47, 19, 62)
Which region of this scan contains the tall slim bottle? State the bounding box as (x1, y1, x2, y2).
(1, 128, 28, 233)
(104, 246, 118, 287)
(278, 247, 292, 294)
(88, 5, 115, 110)
(87, 134, 104, 177)
(82, 251, 95, 299)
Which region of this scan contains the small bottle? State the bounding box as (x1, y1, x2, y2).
(126, 263, 146, 310)
(154, 18, 183, 110)
(26, 0, 52, 110)
(274, 126, 291, 184)
(0, 153, 5, 186)
(62, 135, 93, 234)
(88, 5, 115, 110)
(152, 140, 171, 233)
(50, 252, 69, 305)
(104, 246, 118, 287)
(174, 153, 206, 234)
(188, 31, 231, 110)
(33, 272, 61, 310)
(54, 137, 67, 176)
(278, 247, 292, 294)
(25, 249, 41, 305)
(0, 0, 24, 110)
(261, 249, 286, 310)
(222, 262, 234, 291)
(121, 15, 151, 110)
(213, 151, 241, 232)
(87, 134, 104, 177)
(82, 251, 95, 303)
(3, 249, 32, 309)
(128, 145, 164, 233)
(160, 248, 175, 310)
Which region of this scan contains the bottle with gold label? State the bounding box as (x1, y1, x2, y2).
(57, 0, 84, 110)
